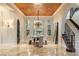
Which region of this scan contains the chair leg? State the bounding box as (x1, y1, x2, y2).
(45, 40, 47, 45)
(29, 40, 32, 45)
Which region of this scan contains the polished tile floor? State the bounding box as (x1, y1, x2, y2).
(0, 43, 76, 56)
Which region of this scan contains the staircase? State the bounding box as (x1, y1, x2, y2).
(62, 20, 76, 52)
(62, 18, 79, 52)
(62, 33, 75, 52)
(62, 8, 79, 53)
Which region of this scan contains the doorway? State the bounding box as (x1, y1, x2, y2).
(17, 20, 20, 44)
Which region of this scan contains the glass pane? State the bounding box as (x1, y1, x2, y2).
(26, 20, 30, 36)
(48, 25, 51, 35)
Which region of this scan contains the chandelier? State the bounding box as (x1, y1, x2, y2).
(34, 4, 42, 28)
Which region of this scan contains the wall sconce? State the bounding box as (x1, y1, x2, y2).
(4, 19, 14, 29)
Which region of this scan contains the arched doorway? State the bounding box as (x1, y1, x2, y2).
(17, 19, 20, 44)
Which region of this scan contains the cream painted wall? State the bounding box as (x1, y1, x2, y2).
(0, 4, 25, 47)
(0, 5, 17, 47)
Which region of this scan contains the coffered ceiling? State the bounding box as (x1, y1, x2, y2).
(15, 3, 61, 16)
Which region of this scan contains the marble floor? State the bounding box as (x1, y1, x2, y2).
(0, 43, 76, 56)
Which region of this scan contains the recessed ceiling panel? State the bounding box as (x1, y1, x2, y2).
(15, 3, 61, 16)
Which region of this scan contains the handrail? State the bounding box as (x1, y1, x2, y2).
(69, 19, 79, 30)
